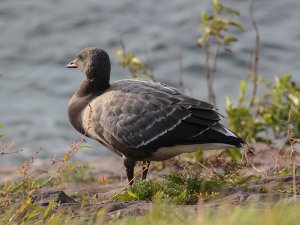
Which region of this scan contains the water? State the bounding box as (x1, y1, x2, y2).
(0, 0, 300, 163)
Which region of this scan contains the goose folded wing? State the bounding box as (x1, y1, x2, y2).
(95, 83, 222, 150)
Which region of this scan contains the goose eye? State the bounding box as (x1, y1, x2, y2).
(78, 54, 85, 61)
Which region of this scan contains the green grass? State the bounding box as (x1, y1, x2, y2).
(61, 161, 95, 183)
(110, 202, 300, 225)
(113, 165, 257, 204)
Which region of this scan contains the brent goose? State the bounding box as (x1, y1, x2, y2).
(66, 47, 245, 184)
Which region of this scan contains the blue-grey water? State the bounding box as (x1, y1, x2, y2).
(0, 0, 300, 163)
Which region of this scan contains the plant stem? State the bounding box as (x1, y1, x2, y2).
(210, 42, 221, 106)
(178, 50, 185, 94)
(249, 0, 260, 108)
(204, 44, 215, 105)
(144, 47, 156, 81)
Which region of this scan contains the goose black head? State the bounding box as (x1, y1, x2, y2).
(67, 47, 111, 82)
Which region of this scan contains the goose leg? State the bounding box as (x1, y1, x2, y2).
(142, 161, 151, 180)
(124, 158, 136, 185)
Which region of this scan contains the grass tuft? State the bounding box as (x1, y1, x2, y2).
(114, 164, 256, 204)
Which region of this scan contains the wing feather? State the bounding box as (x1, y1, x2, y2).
(87, 79, 223, 150)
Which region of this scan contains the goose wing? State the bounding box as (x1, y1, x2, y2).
(86, 79, 238, 151)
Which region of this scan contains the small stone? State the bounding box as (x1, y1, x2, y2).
(32, 190, 76, 206)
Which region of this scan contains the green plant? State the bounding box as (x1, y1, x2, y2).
(0, 141, 94, 223)
(61, 161, 95, 183)
(0, 123, 10, 155)
(115, 50, 155, 80)
(227, 74, 300, 143)
(0, 123, 6, 139)
(114, 163, 253, 204)
(197, 0, 244, 106)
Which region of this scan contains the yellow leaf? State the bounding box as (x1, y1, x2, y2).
(131, 57, 142, 64)
(81, 195, 86, 208)
(43, 201, 57, 218)
(79, 145, 93, 149)
(212, 0, 222, 11)
(226, 96, 232, 107)
(115, 50, 123, 57)
(288, 94, 299, 106)
(19, 197, 32, 212)
(196, 38, 204, 47)
(127, 190, 138, 199)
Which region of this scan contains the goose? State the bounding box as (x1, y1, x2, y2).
(66, 47, 245, 184)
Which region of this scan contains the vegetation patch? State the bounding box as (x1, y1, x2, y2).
(61, 162, 95, 183)
(114, 163, 257, 204)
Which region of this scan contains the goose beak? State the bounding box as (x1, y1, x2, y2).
(66, 59, 78, 68)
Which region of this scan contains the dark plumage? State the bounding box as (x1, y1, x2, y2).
(66, 47, 245, 184)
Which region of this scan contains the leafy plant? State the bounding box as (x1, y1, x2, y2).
(114, 163, 253, 204)
(197, 0, 244, 106)
(226, 74, 300, 143)
(115, 50, 155, 80)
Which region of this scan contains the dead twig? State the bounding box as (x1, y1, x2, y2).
(287, 105, 298, 199)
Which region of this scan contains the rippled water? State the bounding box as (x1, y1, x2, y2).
(0, 0, 300, 163)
